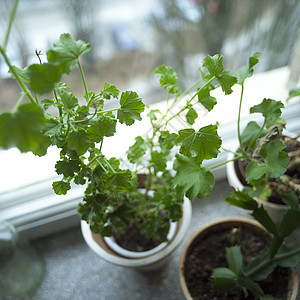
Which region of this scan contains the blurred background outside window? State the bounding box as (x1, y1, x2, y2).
(1, 0, 300, 194)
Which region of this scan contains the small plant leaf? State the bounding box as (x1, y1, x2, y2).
(55, 159, 80, 177)
(52, 180, 71, 195)
(127, 136, 148, 164)
(217, 71, 237, 95)
(197, 85, 217, 112)
(202, 54, 224, 76)
(102, 170, 132, 193)
(60, 92, 78, 110)
(27, 63, 61, 94)
(0, 103, 48, 154)
(226, 246, 243, 275)
(210, 268, 237, 292)
(225, 190, 258, 210)
(186, 107, 198, 125)
(176, 125, 222, 163)
(173, 154, 215, 200)
(250, 98, 284, 128)
(241, 121, 265, 149)
(117, 91, 145, 125)
(154, 65, 180, 95)
(47, 33, 91, 73)
(287, 88, 300, 102)
(238, 274, 264, 297)
(100, 82, 120, 99)
(67, 131, 91, 155)
(86, 115, 117, 143)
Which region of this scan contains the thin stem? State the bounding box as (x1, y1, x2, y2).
(77, 61, 89, 105)
(237, 84, 244, 149)
(13, 93, 25, 111)
(2, 0, 19, 51)
(0, 46, 36, 105)
(210, 154, 243, 170)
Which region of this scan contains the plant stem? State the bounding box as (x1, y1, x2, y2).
(0, 46, 36, 105)
(77, 61, 90, 105)
(210, 155, 243, 170)
(2, 0, 19, 51)
(237, 84, 245, 149)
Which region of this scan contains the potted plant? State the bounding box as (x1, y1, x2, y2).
(0, 0, 238, 270)
(223, 52, 300, 222)
(179, 190, 300, 299)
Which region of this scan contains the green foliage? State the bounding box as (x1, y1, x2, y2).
(154, 65, 180, 95)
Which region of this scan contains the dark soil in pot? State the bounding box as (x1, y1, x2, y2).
(113, 222, 160, 252)
(183, 224, 290, 299)
(234, 135, 300, 205)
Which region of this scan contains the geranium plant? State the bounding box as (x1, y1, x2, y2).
(0, 0, 238, 246)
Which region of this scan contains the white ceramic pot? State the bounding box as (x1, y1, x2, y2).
(226, 149, 288, 223)
(179, 217, 299, 300)
(81, 196, 192, 271)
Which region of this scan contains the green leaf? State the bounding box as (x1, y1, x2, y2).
(27, 63, 61, 94)
(238, 274, 264, 297)
(154, 65, 180, 95)
(226, 246, 243, 275)
(100, 82, 120, 99)
(275, 242, 300, 268)
(241, 121, 265, 149)
(86, 115, 116, 143)
(102, 170, 132, 193)
(127, 136, 148, 164)
(251, 205, 278, 236)
(287, 88, 300, 102)
(60, 92, 78, 110)
(0, 103, 48, 154)
(150, 150, 167, 173)
(47, 33, 91, 73)
(281, 192, 300, 211)
(159, 131, 177, 150)
(250, 99, 284, 128)
(52, 180, 71, 195)
(202, 54, 224, 76)
(198, 85, 217, 112)
(225, 190, 258, 210)
(67, 131, 91, 155)
(173, 154, 215, 200)
(55, 159, 80, 177)
(117, 91, 145, 125)
(246, 140, 289, 181)
(210, 268, 237, 292)
(176, 125, 221, 163)
(9, 65, 30, 82)
(217, 71, 237, 95)
(186, 107, 198, 125)
(41, 98, 55, 110)
(278, 209, 300, 237)
(236, 52, 261, 84)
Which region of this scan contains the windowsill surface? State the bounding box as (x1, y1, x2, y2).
(1, 179, 299, 300)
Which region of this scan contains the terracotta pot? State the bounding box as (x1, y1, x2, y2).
(179, 217, 299, 300)
(81, 196, 192, 271)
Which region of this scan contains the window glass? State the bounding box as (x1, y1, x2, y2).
(1, 0, 299, 192)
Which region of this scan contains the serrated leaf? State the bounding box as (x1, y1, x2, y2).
(210, 268, 237, 292)
(100, 82, 120, 99)
(186, 107, 198, 125)
(41, 98, 55, 110)
(10, 65, 30, 82)
(117, 91, 145, 125)
(127, 136, 148, 164)
(246, 140, 289, 181)
(86, 115, 116, 143)
(55, 159, 80, 177)
(176, 125, 221, 163)
(154, 65, 180, 95)
(281, 192, 299, 211)
(202, 54, 224, 76)
(226, 246, 243, 275)
(102, 170, 132, 193)
(52, 180, 71, 195)
(236, 52, 261, 84)
(60, 92, 78, 110)
(47, 33, 91, 73)
(238, 274, 264, 297)
(217, 71, 237, 95)
(173, 154, 215, 200)
(67, 131, 91, 155)
(278, 209, 300, 237)
(0, 103, 48, 154)
(159, 131, 177, 150)
(250, 99, 284, 128)
(27, 63, 61, 94)
(225, 190, 258, 211)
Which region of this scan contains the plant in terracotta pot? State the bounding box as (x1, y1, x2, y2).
(0, 0, 239, 269)
(224, 53, 300, 222)
(180, 191, 300, 299)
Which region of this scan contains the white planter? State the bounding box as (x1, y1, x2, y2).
(81, 196, 192, 271)
(226, 150, 288, 223)
(226, 131, 299, 223)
